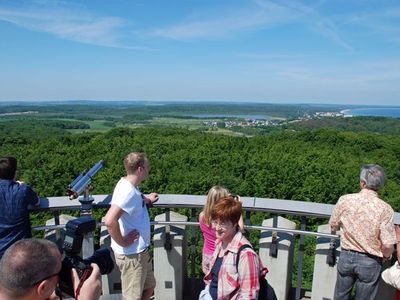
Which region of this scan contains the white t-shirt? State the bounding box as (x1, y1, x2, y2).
(110, 177, 150, 255)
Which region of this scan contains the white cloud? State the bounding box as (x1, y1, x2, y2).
(149, 9, 290, 40)
(149, 0, 352, 51)
(269, 0, 353, 51)
(149, 1, 295, 40)
(0, 5, 127, 47)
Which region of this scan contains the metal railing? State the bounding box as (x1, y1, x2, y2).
(31, 194, 400, 300)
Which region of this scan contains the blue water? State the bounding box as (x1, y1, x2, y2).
(343, 107, 400, 118)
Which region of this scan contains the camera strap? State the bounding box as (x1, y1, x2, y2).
(75, 268, 92, 300)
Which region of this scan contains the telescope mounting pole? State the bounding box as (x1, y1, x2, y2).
(79, 187, 94, 217)
(79, 187, 95, 258)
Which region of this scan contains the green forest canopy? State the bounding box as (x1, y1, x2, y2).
(1, 119, 400, 288)
(1, 126, 399, 211)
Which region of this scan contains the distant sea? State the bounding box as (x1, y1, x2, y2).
(343, 107, 400, 118)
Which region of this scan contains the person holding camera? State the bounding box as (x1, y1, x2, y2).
(0, 238, 102, 300)
(105, 152, 159, 300)
(330, 164, 397, 300)
(0, 156, 40, 259)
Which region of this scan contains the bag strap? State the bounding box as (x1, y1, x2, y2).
(236, 244, 253, 271)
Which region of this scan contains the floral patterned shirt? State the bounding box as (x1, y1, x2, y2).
(330, 189, 397, 257)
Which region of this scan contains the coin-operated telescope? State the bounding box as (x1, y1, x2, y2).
(68, 160, 104, 216)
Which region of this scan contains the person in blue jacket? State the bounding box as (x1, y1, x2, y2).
(0, 156, 40, 258)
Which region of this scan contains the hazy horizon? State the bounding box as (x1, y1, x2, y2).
(1, 99, 400, 109)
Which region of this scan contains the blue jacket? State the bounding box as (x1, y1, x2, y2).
(0, 179, 39, 258)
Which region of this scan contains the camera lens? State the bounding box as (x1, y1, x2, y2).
(83, 248, 114, 275)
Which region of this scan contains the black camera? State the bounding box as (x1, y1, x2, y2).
(58, 217, 114, 297)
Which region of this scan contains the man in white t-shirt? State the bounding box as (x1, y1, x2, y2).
(105, 152, 159, 300)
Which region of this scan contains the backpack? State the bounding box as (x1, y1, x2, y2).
(236, 244, 278, 300)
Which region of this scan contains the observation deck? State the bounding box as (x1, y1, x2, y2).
(31, 194, 400, 300)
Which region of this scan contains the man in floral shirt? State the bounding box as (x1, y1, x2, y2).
(330, 164, 397, 300)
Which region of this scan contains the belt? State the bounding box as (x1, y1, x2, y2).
(342, 248, 382, 262)
(140, 246, 150, 254)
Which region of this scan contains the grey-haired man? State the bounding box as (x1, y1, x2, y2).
(330, 164, 397, 299)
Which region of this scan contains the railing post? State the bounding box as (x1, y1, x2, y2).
(270, 214, 278, 257)
(190, 208, 197, 299)
(311, 224, 338, 300)
(295, 216, 306, 300)
(164, 208, 172, 250)
(245, 210, 251, 227)
(154, 211, 188, 300)
(100, 217, 122, 295)
(259, 215, 296, 300)
(53, 211, 60, 243)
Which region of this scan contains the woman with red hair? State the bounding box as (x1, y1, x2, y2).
(199, 196, 266, 300)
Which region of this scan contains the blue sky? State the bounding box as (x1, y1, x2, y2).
(0, 0, 399, 105)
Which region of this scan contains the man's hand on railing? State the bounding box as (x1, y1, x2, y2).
(143, 192, 159, 207)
